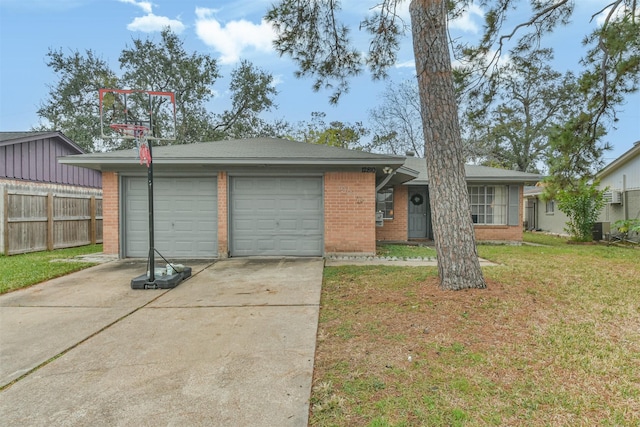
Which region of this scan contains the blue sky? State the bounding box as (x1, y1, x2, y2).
(0, 0, 638, 163)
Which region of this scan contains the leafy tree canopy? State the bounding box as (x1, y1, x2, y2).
(290, 112, 369, 149)
(36, 28, 280, 151)
(458, 48, 579, 173)
(457, 0, 639, 165)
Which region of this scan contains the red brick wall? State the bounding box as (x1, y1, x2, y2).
(324, 171, 376, 255)
(475, 226, 523, 241)
(376, 185, 409, 241)
(217, 171, 228, 257)
(102, 171, 119, 254)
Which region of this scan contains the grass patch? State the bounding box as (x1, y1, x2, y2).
(312, 239, 640, 426)
(0, 245, 103, 294)
(522, 231, 570, 246)
(376, 244, 437, 259)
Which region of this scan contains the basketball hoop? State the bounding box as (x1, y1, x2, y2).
(110, 123, 151, 167)
(100, 89, 188, 290)
(109, 123, 149, 139)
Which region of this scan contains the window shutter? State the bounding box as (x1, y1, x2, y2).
(508, 185, 520, 226)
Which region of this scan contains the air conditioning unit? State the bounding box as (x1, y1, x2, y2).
(603, 190, 622, 204)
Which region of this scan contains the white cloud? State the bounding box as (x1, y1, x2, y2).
(449, 4, 484, 34)
(395, 60, 415, 69)
(451, 49, 511, 71)
(127, 13, 185, 33)
(118, 0, 153, 14)
(195, 7, 275, 64)
(272, 74, 284, 87)
(118, 0, 185, 33)
(594, 4, 639, 26)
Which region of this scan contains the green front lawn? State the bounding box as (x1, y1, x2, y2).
(0, 245, 103, 294)
(313, 233, 640, 426)
(376, 244, 437, 259)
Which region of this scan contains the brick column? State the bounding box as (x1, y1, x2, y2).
(102, 171, 119, 255)
(217, 171, 228, 258)
(324, 171, 376, 255)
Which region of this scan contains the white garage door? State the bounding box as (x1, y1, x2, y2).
(230, 177, 323, 256)
(124, 176, 217, 258)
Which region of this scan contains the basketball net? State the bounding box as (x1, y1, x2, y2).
(109, 124, 151, 168)
(137, 138, 151, 168)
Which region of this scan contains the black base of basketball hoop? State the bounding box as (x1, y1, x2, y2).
(131, 266, 192, 290)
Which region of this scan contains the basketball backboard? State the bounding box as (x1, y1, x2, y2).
(99, 89, 176, 141)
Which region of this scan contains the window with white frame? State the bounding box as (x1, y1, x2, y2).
(468, 186, 508, 225)
(377, 188, 394, 219)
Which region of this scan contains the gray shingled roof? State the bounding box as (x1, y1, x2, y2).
(0, 131, 85, 153)
(59, 137, 407, 170)
(0, 131, 54, 143)
(403, 156, 542, 184)
(58, 137, 542, 184)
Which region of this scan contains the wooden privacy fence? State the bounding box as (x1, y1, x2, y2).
(3, 189, 103, 255)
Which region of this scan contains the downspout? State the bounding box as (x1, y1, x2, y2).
(623, 174, 628, 220)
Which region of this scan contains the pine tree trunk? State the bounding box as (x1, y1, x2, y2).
(409, 0, 486, 290)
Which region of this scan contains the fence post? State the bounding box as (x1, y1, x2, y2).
(3, 188, 8, 255)
(47, 193, 54, 251)
(90, 196, 96, 244)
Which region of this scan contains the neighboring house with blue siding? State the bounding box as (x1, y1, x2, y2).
(1, 131, 103, 254)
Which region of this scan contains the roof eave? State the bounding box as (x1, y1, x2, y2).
(1, 131, 85, 154)
(597, 142, 640, 178)
(405, 176, 542, 185)
(465, 176, 542, 183)
(59, 156, 407, 170)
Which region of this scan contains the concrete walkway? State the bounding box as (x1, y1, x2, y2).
(325, 256, 497, 267)
(0, 258, 323, 426)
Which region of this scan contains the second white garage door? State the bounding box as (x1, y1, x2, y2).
(229, 177, 323, 256)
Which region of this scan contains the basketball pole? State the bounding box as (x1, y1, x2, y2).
(147, 138, 155, 283)
(145, 92, 156, 283)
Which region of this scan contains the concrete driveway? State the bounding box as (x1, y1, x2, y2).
(0, 257, 324, 426)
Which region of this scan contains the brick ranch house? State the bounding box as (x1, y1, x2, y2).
(60, 138, 540, 259)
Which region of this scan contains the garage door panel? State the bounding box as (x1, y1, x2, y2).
(279, 199, 298, 210)
(257, 219, 277, 230)
(230, 176, 323, 256)
(173, 221, 195, 232)
(124, 176, 217, 258)
(278, 219, 297, 231)
(301, 241, 323, 252)
(279, 240, 299, 251)
(302, 219, 321, 230)
(130, 200, 147, 211)
(301, 198, 322, 210)
(257, 240, 276, 251)
(196, 221, 216, 232)
(129, 179, 147, 192)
